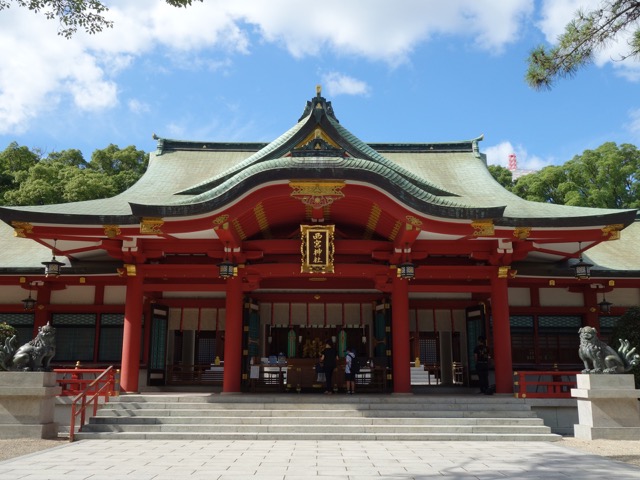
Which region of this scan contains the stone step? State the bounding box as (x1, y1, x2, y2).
(82, 423, 552, 435)
(74, 393, 561, 442)
(90, 415, 545, 426)
(96, 408, 537, 418)
(73, 431, 560, 441)
(112, 394, 499, 404)
(104, 399, 534, 411)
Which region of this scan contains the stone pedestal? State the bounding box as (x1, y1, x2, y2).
(571, 374, 640, 440)
(0, 371, 61, 439)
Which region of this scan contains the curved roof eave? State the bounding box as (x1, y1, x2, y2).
(129, 157, 506, 220)
(0, 205, 139, 226)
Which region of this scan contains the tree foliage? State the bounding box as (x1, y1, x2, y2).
(507, 142, 640, 209)
(0, 0, 202, 38)
(487, 165, 514, 191)
(1, 143, 148, 206)
(526, 1, 640, 89)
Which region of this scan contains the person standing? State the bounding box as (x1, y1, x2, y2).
(474, 336, 490, 394)
(345, 346, 356, 394)
(320, 340, 338, 394)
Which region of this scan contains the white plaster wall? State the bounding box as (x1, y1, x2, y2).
(409, 293, 472, 300)
(0, 285, 26, 304)
(539, 288, 584, 307)
(259, 302, 372, 328)
(508, 287, 531, 307)
(434, 309, 454, 332)
(163, 292, 226, 298)
(51, 285, 95, 305)
(168, 307, 225, 331)
(199, 308, 220, 331)
(417, 309, 434, 331)
(605, 288, 640, 307)
(103, 286, 125, 305)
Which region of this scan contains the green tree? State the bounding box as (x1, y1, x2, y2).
(89, 144, 148, 192)
(512, 164, 568, 204)
(510, 143, 640, 208)
(1, 143, 147, 206)
(0, 142, 40, 205)
(0, 322, 18, 371)
(0, 0, 202, 38)
(526, 1, 640, 89)
(62, 169, 116, 202)
(487, 165, 514, 191)
(562, 143, 640, 208)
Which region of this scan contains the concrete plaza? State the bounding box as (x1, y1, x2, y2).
(1, 439, 640, 480)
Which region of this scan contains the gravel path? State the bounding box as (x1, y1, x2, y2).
(1, 438, 640, 467)
(559, 438, 640, 467)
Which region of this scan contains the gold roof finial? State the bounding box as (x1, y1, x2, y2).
(316, 84, 322, 96)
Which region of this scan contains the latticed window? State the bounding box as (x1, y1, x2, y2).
(52, 313, 96, 362)
(419, 334, 438, 365)
(196, 332, 216, 364)
(510, 316, 534, 365)
(0, 313, 34, 345)
(538, 315, 582, 365)
(98, 314, 124, 362)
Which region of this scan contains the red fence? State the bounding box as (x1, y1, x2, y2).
(513, 370, 580, 398)
(54, 366, 119, 442)
(54, 366, 119, 397)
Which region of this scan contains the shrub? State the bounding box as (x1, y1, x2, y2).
(610, 307, 640, 387)
(0, 322, 17, 347)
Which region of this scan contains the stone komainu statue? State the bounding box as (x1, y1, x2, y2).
(578, 326, 640, 374)
(0, 323, 56, 372)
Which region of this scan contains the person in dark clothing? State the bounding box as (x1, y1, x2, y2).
(474, 336, 490, 394)
(320, 340, 338, 394)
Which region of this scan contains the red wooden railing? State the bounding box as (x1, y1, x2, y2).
(513, 370, 580, 398)
(55, 365, 119, 397)
(55, 366, 118, 442)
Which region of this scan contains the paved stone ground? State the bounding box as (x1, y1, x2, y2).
(0, 437, 640, 467)
(1, 438, 639, 466)
(1, 438, 640, 480)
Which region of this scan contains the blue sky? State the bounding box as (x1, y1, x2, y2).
(1, 0, 639, 171)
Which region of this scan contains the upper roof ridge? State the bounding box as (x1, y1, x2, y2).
(298, 85, 339, 123)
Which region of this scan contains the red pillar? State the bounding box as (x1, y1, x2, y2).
(33, 284, 51, 334)
(584, 288, 599, 329)
(491, 274, 513, 394)
(120, 273, 143, 393)
(391, 275, 411, 394)
(222, 275, 243, 393)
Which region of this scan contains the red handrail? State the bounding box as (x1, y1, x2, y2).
(55, 367, 119, 397)
(513, 370, 580, 398)
(68, 366, 118, 442)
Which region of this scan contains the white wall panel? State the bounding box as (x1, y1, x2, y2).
(104, 286, 126, 305)
(51, 286, 95, 305)
(540, 288, 583, 307)
(508, 288, 531, 307)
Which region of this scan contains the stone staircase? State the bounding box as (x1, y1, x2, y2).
(73, 393, 561, 441)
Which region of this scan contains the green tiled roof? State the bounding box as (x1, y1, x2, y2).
(0, 92, 636, 230)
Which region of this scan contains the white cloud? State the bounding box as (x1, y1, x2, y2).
(0, 1, 534, 134)
(485, 141, 553, 171)
(228, 0, 533, 61)
(322, 73, 370, 97)
(128, 99, 151, 115)
(627, 109, 640, 138)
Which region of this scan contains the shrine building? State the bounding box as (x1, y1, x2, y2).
(0, 88, 639, 395)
